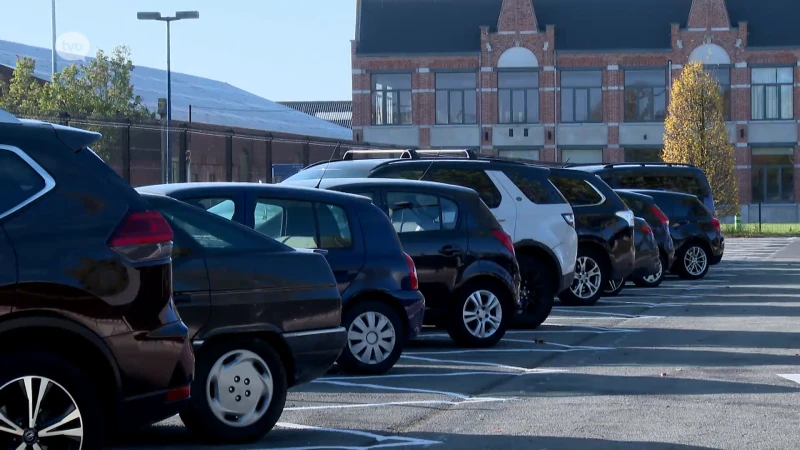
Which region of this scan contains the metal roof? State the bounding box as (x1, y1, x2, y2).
(0, 39, 353, 140)
(279, 101, 352, 129)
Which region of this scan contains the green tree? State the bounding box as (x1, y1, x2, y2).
(0, 57, 44, 116)
(663, 61, 739, 217)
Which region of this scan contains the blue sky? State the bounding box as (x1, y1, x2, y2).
(0, 0, 356, 101)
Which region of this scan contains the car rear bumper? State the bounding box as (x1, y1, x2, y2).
(631, 248, 660, 279)
(387, 289, 426, 339)
(558, 270, 575, 294)
(284, 327, 347, 386)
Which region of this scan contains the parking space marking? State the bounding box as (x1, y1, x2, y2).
(274, 422, 442, 449)
(592, 300, 687, 308)
(312, 379, 481, 399)
(550, 308, 665, 318)
(544, 315, 664, 320)
(285, 397, 509, 412)
(400, 354, 569, 373)
(401, 345, 615, 355)
(778, 374, 800, 385)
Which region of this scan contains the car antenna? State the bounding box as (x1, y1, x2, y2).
(418, 148, 441, 180)
(315, 141, 341, 189)
(562, 157, 571, 168)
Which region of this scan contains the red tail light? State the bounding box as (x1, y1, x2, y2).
(491, 229, 516, 256)
(108, 210, 174, 263)
(711, 217, 721, 233)
(650, 204, 669, 226)
(403, 252, 419, 290)
(640, 223, 653, 235)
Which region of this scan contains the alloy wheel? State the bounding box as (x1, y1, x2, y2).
(206, 349, 273, 428)
(571, 256, 603, 299)
(462, 290, 503, 339)
(684, 246, 708, 276)
(0, 376, 83, 450)
(605, 279, 624, 293)
(643, 259, 663, 284)
(347, 311, 396, 365)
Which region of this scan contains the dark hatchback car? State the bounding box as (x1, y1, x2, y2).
(576, 163, 716, 216)
(138, 183, 424, 375)
(0, 114, 194, 450)
(603, 217, 660, 296)
(547, 168, 635, 306)
(291, 178, 522, 347)
(139, 192, 345, 443)
(630, 189, 724, 279)
(615, 189, 677, 287)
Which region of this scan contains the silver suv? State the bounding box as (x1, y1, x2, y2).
(283, 149, 578, 328)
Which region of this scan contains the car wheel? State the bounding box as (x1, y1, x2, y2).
(337, 301, 405, 375)
(181, 339, 287, 444)
(512, 255, 555, 329)
(447, 280, 511, 348)
(603, 279, 625, 296)
(559, 247, 607, 306)
(633, 253, 667, 287)
(676, 243, 710, 280)
(0, 352, 103, 450)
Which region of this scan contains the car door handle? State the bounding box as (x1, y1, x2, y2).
(313, 248, 329, 256)
(439, 245, 461, 256)
(497, 218, 506, 222)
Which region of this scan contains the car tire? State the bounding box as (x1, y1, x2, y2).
(181, 338, 288, 444)
(675, 242, 710, 280)
(512, 255, 555, 329)
(633, 253, 667, 287)
(0, 351, 104, 450)
(447, 279, 511, 348)
(338, 301, 405, 375)
(603, 279, 625, 296)
(559, 247, 607, 306)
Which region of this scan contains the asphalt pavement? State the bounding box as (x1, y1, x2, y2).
(111, 237, 800, 450)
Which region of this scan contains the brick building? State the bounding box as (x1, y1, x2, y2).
(350, 0, 800, 221)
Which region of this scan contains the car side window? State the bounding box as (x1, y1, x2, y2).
(372, 166, 426, 180)
(386, 192, 457, 233)
(254, 199, 318, 249)
(0, 149, 47, 216)
(619, 195, 646, 216)
(616, 173, 667, 191)
(183, 197, 235, 220)
(689, 198, 711, 217)
(316, 203, 353, 248)
(427, 168, 502, 209)
(502, 167, 567, 205)
(550, 176, 603, 206)
(675, 176, 707, 198)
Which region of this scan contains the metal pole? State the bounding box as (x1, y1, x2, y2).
(165, 19, 172, 184)
(51, 0, 57, 76)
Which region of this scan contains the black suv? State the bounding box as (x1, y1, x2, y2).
(294, 178, 522, 347)
(603, 217, 660, 296)
(614, 189, 676, 287)
(548, 168, 635, 306)
(139, 192, 346, 443)
(576, 163, 715, 216)
(0, 113, 194, 450)
(629, 190, 724, 280)
(138, 183, 424, 374)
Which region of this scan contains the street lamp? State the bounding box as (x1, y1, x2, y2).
(137, 11, 199, 184)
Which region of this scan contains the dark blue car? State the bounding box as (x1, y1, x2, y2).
(138, 182, 425, 375)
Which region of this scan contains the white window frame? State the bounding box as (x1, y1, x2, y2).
(0, 145, 56, 220)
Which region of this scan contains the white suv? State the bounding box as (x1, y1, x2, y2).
(283, 151, 578, 328)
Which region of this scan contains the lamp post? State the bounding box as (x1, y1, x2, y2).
(51, 0, 57, 76)
(137, 11, 199, 184)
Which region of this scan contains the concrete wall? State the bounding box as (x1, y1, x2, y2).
(430, 125, 480, 147)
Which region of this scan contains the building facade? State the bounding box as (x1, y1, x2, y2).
(350, 0, 800, 221)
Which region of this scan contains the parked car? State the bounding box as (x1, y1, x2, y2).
(628, 189, 724, 279)
(290, 177, 522, 347)
(137, 182, 424, 374)
(137, 192, 345, 443)
(285, 149, 577, 329)
(547, 168, 635, 306)
(0, 111, 194, 450)
(614, 189, 677, 287)
(603, 217, 660, 296)
(575, 162, 716, 216)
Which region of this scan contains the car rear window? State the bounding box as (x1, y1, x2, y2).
(0, 148, 47, 217)
(611, 171, 710, 199)
(501, 166, 567, 205)
(616, 193, 648, 216)
(550, 176, 604, 206)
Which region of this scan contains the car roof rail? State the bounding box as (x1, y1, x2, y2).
(342, 148, 419, 160)
(602, 162, 698, 169)
(0, 109, 21, 124)
(414, 149, 478, 159)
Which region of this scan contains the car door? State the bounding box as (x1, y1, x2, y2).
(0, 226, 16, 315)
(163, 220, 212, 339)
(383, 189, 468, 310)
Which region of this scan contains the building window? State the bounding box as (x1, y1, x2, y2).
(624, 69, 667, 122)
(371, 73, 412, 125)
(436, 73, 477, 124)
(498, 149, 539, 161)
(498, 72, 539, 124)
(624, 148, 663, 162)
(751, 68, 793, 120)
(751, 147, 795, 203)
(561, 71, 603, 123)
(707, 67, 731, 120)
(561, 149, 603, 164)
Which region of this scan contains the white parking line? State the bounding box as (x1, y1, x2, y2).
(312, 379, 479, 399)
(273, 422, 442, 449)
(400, 354, 569, 372)
(285, 397, 509, 412)
(551, 308, 665, 318)
(545, 315, 664, 320)
(402, 345, 614, 355)
(777, 374, 800, 385)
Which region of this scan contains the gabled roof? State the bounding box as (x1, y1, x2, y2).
(0, 39, 352, 140)
(356, 0, 800, 54)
